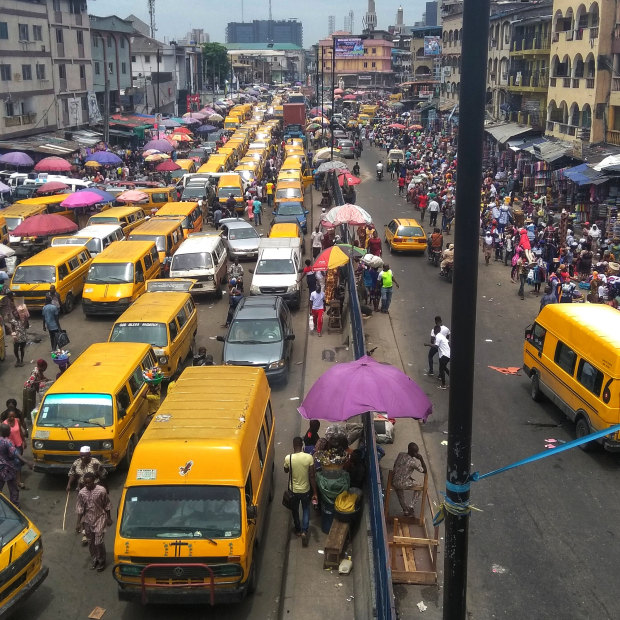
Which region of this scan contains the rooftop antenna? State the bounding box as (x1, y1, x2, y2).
(148, 0, 156, 38)
(241, 0, 244, 22)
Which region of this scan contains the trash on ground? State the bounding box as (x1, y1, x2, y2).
(492, 564, 508, 574)
(440, 440, 448, 446)
(317, 549, 324, 554)
(289, 396, 299, 401)
(88, 608, 106, 620)
(339, 558, 353, 574)
(417, 601, 428, 612)
(488, 366, 521, 375)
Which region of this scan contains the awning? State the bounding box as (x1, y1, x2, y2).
(526, 140, 573, 163)
(507, 136, 546, 152)
(563, 163, 609, 185)
(484, 122, 534, 145)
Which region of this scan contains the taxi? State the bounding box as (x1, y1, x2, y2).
(384, 218, 427, 254)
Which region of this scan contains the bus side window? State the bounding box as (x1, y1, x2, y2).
(530, 323, 546, 352)
(135, 261, 144, 282)
(257, 427, 267, 470)
(577, 359, 604, 396)
(116, 386, 131, 418)
(554, 341, 577, 376)
(265, 401, 273, 435)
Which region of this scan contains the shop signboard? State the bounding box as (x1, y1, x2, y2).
(424, 36, 441, 56)
(335, 38, 364, 58)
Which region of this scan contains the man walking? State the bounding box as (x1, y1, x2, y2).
(311, 226, 324, 259)
(266, 180, 274, 207)
(76, 472, 112, 572)
(428, 196, 440, 227)
(392, 442, 427, 517)
(42, 294, 61, 350)
(284, 437, 318, 547)
(252, 197, 262, 226)
(425, 316, 450, 376)
(379, 264, 399, 313)
(433, 324, 450, 389)
(310, 283, 325, 337)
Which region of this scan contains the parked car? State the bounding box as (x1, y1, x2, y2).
(272, 201, 309, 233)
(217, 295, 295, 383)
(219, 218, 261, 260)
(337, 139, 355, 159)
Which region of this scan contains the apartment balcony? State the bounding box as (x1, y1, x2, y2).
(510, 35, 551, 55)
(75, 12, 83, 26)
(507, 73, 548, 92)
(607, 129, 620, 146)
(3, 113, 37, 128)
(546, 121, 589, 139)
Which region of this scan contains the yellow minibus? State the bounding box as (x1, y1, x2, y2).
(154, 201, 203, 237)
(88, 206, 146, 237)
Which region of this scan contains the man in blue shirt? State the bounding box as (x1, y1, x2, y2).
(42, 295, 61, 350)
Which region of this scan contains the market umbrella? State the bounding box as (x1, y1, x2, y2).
(316, 160, 349, 174)
(183, 111, 207, 119)
(86, 151, 122, 166)
(0, 182, 10, 193)
(324, 203, 372, 226)
(116, 189, 149, 203)
(298, 355, 433, 422)
(196, 124, 217, 134)
(333, 88, 344, 95)
(36, 181, 69, 194)
(142, 149, 162, 157)
(181, 116, 202, 125)
(12, 213, 78, 237)
(337, 171, 361, 186)
(61, 188, 115, 208)
(309, 107, 326, 116)
(208, 113, 223, 122)
(306, 123, 321, 131)
(388, 123, 406, 130)
(312, 246, 351, 271)
(0, 243, 15, 257)
(143, 139, 174, 153)
(155, 160, 181, 172)
(170, 133, 193, 142)
(84, 160, 101, 168)
(335, 243, 366, 257)
(173, 126, 192, 135)
(34, 156, 72, 172)
(144, 153, 170, 162)
(343, 94, 357, 100)
(0, 151, 34, 167)
(410, 124, 423, 130)
(159, 118, 181, 128)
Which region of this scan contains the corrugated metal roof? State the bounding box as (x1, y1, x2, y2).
(484, 122, 535, 144)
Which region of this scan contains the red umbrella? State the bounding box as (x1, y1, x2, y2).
(156, 160, 182, 172)
(173, 126, 192, 135)
(36, 181, 69, 194)
(12, 213, 77, 237)
(117, 189, 149, 203)
(343, 94, 357, 100)
(34, 156, 72, 172)
(388, 123, 406, 130)
(337, 171, 361, 186)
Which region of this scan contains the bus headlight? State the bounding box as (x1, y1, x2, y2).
(34, 441, 44, 450)
(102, 441, 113, 450)
(159, 356, 168, 364)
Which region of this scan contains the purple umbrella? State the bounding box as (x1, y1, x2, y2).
(196, 124, 217, 134)
(143, 139, 174, 153)
(297, 355, 433, 422)
(85, 151, 122, 166)
(181, 117, 202, 126)
(0, 151, 34, 167)
(61, 188, 115, 208)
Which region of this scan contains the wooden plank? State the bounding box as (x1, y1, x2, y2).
(392, 535, 439, 546)
(392, 569, 437, 585)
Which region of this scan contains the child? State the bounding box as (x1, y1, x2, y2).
(303, 420, 321, 454)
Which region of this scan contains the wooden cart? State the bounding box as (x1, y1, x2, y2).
(384, 469, 439, 585)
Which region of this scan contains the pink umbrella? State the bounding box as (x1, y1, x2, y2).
(36, 181, 69, 194)
(324, 203, 372, 226)
(343, 94, 357, 100)
(143, 139, 174, 153)
(117, 189, 148, 203)
(334, 88, 344, 95)
(388, 123, 406, 130)
(337, 171, 361, 186)
(60, 189, 114, 208)
(298, 355, 432, 421)
(12, 213, 77, 237)
(155, 160, 181, 171)
(34, 156, 72, 172)
(182, 117, 202, 125)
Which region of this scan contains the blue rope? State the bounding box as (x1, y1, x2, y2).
(471, 423, 620, 482)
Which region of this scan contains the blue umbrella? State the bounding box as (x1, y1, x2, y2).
(159, 118, 180, 128)
(86, 151, 122, 166)
(196, 124, 217, 134)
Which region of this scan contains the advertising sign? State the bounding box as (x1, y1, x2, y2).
(335, 38, 364, 58)
(424, 36, 441, 56)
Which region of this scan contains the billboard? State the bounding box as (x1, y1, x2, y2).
(335, 38, 364, 58)
(424, 36, 441, 56)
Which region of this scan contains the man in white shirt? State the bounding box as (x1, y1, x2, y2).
(311, 226, 324, 259)
(310, 284, 325, 336)
(284, 437, 317, 546)
(433, 324, 450, 389)
(425, 316, 450, 376)
(428, 197, 440, 227)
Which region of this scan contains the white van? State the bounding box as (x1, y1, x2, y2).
(169, 233, 228, 296)
(249, 238, 302, 309)
(51, 224, 125, 256)
(24, 175, 94, 192)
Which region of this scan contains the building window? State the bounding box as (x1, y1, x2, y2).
(131, 55, 136, 62)
(77, 30, 83, 45)
(371, 61, 376, 68)
(79, 64, 86, 78)
(108, 62, 114, 74)
(53, 0, 61, 10)
(33, 25, 43, 41)
(363, 61, 368, 68)
(0, 64, 11, 81)
(5, 101, 15, 117)
(18, 24, 29, 41)
(372, 47, 376, 54)
(120, 37, 125, 49)
(22, 64, 32, 80)
(93, 36, 99, 47)
(58, 64, 66, 79)
(94, 61, 100, 75)
(121, 62, 127, 74)
(81, 96, 88, 112)
(0, 22, 7, 40)
(36, 64, 46, 79)
(144, 55, 151, 63)
(56, 29, 63, 44)
(107, 35, 112, 48)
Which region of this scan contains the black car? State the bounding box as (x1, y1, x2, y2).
(217, 296, 295, 383)
(271, 201, 309, 233)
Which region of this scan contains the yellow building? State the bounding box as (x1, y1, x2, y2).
(440, 2, 463, 108)
(545, 0, 612, 144)
(318, 30, 394, 88)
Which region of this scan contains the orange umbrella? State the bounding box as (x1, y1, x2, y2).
(173, 127, 192, 135)
(170, 133, 193, 142)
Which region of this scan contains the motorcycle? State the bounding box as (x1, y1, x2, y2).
(439, 264, 453, 283)
(428, 247, 442, 267)
(376, 165, 383, 181)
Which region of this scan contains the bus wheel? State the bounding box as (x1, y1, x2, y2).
(575, 417, 595, 452)
(530, 373, 542, 402)
(64, 293, 74, 314)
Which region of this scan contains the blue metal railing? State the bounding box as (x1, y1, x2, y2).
(327, 172, 396, 620)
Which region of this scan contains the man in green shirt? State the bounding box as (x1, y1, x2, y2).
(379, 263, 400, 313)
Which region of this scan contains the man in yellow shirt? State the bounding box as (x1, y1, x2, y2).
(266, 181, 275, 207)
(284, 437, 318, 546)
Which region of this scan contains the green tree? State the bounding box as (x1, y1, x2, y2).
(202, 42, 230, 91)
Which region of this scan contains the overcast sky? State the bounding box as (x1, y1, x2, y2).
(94, 0, 428, 47)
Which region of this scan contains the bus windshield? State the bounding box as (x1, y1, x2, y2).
(37, 394, 114, 428)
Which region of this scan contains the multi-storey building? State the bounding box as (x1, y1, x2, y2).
(411, 25, 442, 80)
(318, 30, 394, 89)
(89, 15, 133, 116)
(226, 19, 303, 47)
(47, 0, 93, 130)
(546, 0, 612, 145)
(0, 0, 58, 138)
(439, 0, 463, 107)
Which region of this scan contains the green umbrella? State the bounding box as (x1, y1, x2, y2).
(335, 243, 366, 257)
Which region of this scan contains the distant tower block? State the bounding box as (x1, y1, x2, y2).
(328, 15, 335, 35)
(364, 0, 377, 31)
(396, 6, 404, 26)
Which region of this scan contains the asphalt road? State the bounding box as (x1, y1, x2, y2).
(6, 203, 311, 620)
(355, 145, 620, 619)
